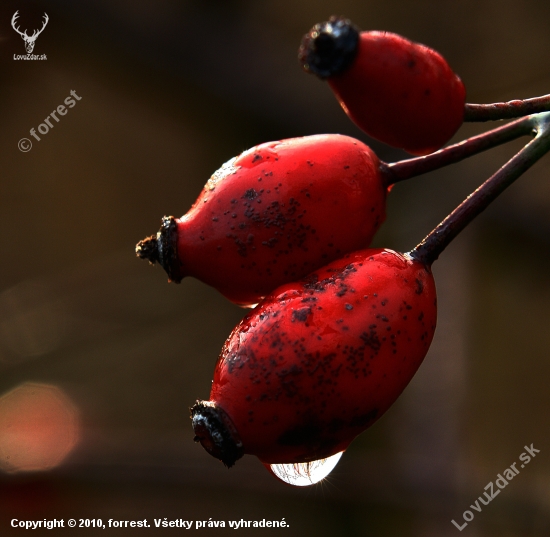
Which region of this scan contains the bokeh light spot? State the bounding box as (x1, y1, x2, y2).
(0, 383, 80, 473)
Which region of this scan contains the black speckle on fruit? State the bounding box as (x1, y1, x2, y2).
(243, 188, 258, 200)
(292, 307, 311, 322)
(360, 330, 381, 352)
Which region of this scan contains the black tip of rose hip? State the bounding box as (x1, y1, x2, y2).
(298, 16, 360, 79)
(190, 400, 244, 468)
(135, 216, 184, 283)
(135, 235, 159, 263)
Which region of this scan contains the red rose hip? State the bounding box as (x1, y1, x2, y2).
(299, 17, 466, 155)
(189, 101, 546, 478)
(136, 134, 387, 305)
(191, 248, 437, 466)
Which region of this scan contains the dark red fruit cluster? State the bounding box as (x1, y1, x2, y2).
(135, 16, 472, 475)
(137, 134, 387, 305)
(299, 17, 466, 155)
(191, 249, 437, 466)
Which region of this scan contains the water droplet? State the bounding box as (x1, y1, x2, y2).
(267, 451, 343, 486)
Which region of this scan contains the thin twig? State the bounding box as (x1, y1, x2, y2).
(464, 95, 550, 122)
(409, 112, 550, 266)
(380, 115, 535, 186)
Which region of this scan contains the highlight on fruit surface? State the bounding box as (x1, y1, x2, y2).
(299, 16, 466, 155)
(136, 134, 388, 306)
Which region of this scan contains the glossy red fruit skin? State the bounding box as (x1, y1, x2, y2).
(170, 135, 387, 305)
(328, 31, 466, 156)
(201, 248, 437, 465)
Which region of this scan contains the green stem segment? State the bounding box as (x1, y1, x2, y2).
(381, 114, 535, 186)
(409, 112, 550, 267)
(464, 94, 550, 122)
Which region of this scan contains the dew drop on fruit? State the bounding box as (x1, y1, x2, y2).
(268, 451, 343, 486)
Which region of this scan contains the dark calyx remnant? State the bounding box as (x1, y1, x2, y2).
(190, 400, 244, 468)
(298, 16, 360, 79)
(135, 216, 184, 283)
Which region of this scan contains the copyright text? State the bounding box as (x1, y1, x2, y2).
(10, 518, 290, 530)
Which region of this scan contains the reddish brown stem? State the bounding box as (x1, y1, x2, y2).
(464, 94, 550, 122)
(381, 115, 535, 186)
(409, 112, 550, 266)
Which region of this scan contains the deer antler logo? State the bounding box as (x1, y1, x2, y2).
(12, 11, 49, 54)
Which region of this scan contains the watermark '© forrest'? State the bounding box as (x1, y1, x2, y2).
(451, 443, 540, 531)
(18, 90, 82, 152)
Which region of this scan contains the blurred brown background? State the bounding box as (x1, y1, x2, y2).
(1, 1, 549, 535)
